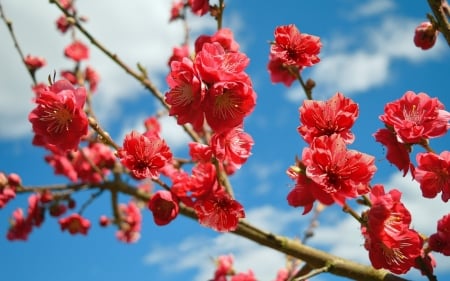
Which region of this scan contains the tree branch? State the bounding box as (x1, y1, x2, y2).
(427, 0, 450, 46)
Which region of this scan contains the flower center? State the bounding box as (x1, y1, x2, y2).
(403, 105, 423, 124)
(41, 105, 73, 134)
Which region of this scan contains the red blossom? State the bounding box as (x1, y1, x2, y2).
(84, 66, 100, 93)
(189, 142, 213, 163)
(414, 21, 439, 50)
(231, 270, 257, 281)
(116, 201, 142, 243)
(24, 55, 46, 71)
(165, 57, 205, 131)
(169, 0, 184, 22)
(64, 40, 89, 62)
(287, 171, 323, 215)
(267, 54, 298, 87)
(194, 190, 245, 232)
(374, 128, 413, 176)
(204, 81, 256, 133)
(45, 146, 78, 182)
(303, 135, 376, 205)
(214, 254, 234, 280)
(71, 142, 116, 183)
(148, 190, 179, 226)
(210, 126, 254, 174)
(298, 92, 359, 144)
(143, 116, 162, 138)
(28, 79, 88, 151)
(27, 194, 45, 227)
(270, 24, 321, 68)
(59, 213, 91, 235)
(379, 91, 450, 144)
(0, 172, 20, 209)
(429, 213, 450, 256)
(60, 70, 78, 84)
(362, 185, 423, 274)
(168, 44, 190, 66)
(49, 203, 68, 217)
(118, 131, 172, 180)
(363, 228, 423, 274)
(7, 209, 32, 241)
(195, 28, 240, 54)
(188, 0, 209, 16)
(195, 42, 250, 84)
(56, 15, 72, 33)
(414, 151, 450, 202)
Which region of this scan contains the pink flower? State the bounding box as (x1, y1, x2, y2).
(414, 151, 450, 202)
(374, 128, 413, 176)
(195, 42, 250, 84)
(210, 126, 254, 174)
(28, 79, 88, 151)
(165, 57, 205, 132)
(270, 24, 321, 68)
(303, 135, 376, 205)
(194, 190, 245, 232)
(189, 142, 213, 163)
(169, 0, 184, 21)
(0, 172, 20, 209)
(429, 213, 450, 256)
(24, 55, 46, 71)
(64, 40, 89, 62)
(118, 131, 172, 180)
(59, 213, 91, 235)
(379, 91, 450, 144)
(414, 21, 438, 50)
(361, 185, 423, 274)
(148, 190, 179, 226)
(60, 70, 77, 84)
(7, 209, 33, 241)
(56, 15, 72, 33)
(27, 194, 45, 227)
(195, 28, 240, 54)
(267, 54, 298, 87)
(298, 92, 359, 144)
(188, 0, 209, 16)
(116, 201, 142, 243)
(231, 270, 257, 281)
(84, 66, 100, 93)
(168, 44, 190, 66)
(204, 81, 256, 133)
(214, 255, 234, 280)
(287, 172, 323, 215)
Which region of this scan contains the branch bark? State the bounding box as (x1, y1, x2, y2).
(427, 0, 450, 46)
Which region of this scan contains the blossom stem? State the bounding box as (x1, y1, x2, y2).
(427, 0, 450, 47)
(88, 117, 120, 151)
(342, 203, 363, 224)
(297, 73, 313, 100)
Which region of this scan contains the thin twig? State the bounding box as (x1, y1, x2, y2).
(0, 1, 37, 85)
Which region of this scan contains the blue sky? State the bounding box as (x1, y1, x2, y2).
(0, 0, 449, 280)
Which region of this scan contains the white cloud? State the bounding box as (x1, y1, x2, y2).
(0, 0, 214, 139)
(312, 51, 389, 95)
(351, 0, 396, 18)
(307, 15, 445, 99)
(143, 205, 305, 281)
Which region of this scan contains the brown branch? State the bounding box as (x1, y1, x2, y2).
(99, 180, 408, 281)
(427, 0, 450, 46)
